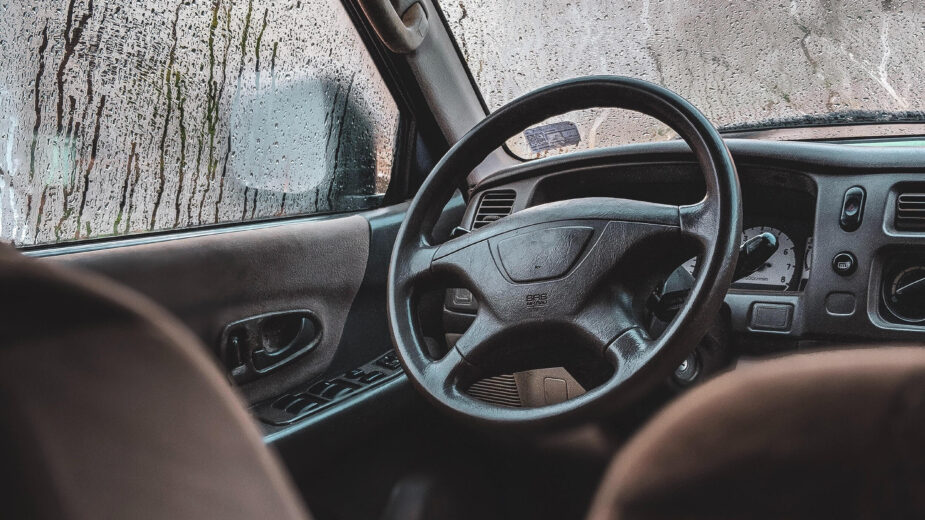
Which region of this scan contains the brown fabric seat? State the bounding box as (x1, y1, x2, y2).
(0, 244, 310, 520)
(587, 347, 925, 520)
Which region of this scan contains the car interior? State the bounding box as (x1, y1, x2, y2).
(2, 0, 925, 518)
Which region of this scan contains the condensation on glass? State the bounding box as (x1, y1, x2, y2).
(0, 0, 398, 246)
(444, 0, 925, 158)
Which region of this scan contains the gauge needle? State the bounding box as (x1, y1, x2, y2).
(896, 275, 925, 295)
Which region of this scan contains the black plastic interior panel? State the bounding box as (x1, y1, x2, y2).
(256, 351, 403, 426)
(461, 139, 925, 344)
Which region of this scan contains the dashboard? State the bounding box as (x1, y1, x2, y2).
(453, 138, 925, 348)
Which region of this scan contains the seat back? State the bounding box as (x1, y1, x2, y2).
(0, 244, 310, 520)
(588, 347, 925, 519)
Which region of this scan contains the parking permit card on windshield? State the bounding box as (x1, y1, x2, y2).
(524, 121, 581, 152)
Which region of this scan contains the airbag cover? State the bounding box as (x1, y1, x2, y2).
(496, 226, 593, 282)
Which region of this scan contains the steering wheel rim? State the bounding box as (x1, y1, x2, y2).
(387, 76, 741, 429)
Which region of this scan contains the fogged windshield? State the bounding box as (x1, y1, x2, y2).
(443, 1, 925, 158)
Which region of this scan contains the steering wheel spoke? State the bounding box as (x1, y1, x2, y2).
(452, 309, 507, 364)
(403, 244, 439, 286)
(423, 346, 472, 390)
(605, 327, 656, 373)
(572, 293, 641, 355)
(680, 198, 720, 245)
(431, 240, 505, 301)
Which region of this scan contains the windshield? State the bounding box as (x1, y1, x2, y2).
(442, 1, 925, 158)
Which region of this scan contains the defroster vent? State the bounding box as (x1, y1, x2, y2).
(896, 192, 925, 230)
(472, 190, 516, 229)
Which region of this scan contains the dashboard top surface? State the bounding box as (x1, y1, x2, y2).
(473, 138, 925, 190)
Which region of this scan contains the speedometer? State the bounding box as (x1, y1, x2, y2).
(683, 226, 798, 290)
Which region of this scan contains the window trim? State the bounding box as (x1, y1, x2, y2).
(18, 206, 384, 257)
(339, 0, 454, 195)
(428, 0, 525, 164)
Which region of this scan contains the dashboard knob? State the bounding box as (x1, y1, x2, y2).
(832, 252, 857, 276)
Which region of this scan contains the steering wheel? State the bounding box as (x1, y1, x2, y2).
(387, 76, 741, 429)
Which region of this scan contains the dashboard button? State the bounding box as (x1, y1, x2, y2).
(288, 396, 324, 415)
(749, 303, 793, 331)
(832, 252, 857, 276)
(319, 382, 358, 399)
(284, 397, 313, 414)
(445, 288, 478, 313)
(272, 394, 300, 410)
(360, 371, 386, 384)
(825, 292, 856, 316)
(309, 380, 336, 395)
(345, 368, 365, 379)
(377, 352, 401, 370)
(839, 186, 865, 232)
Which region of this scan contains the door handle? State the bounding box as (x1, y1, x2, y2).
(220, 310, 322, 383)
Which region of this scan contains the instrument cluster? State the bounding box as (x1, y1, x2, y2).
(684, 221, 814, 293)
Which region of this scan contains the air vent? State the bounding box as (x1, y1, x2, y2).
(896, 192, 925, 230)
(466, 374, 522, 407)
(472, 190, 516, 229)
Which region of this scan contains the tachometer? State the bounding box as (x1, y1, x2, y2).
(683, 226, 798, 290)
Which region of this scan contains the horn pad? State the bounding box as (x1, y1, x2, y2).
(496, 226, 593, 283)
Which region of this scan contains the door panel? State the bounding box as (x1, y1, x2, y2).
(31, 192, 463, 428)
(43, 214, 370, 404)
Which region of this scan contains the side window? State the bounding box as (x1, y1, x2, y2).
(0, 0, 400, 247)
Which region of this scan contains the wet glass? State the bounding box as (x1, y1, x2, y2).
(442, 0, 925, 158)
(0, 0, 398, 246)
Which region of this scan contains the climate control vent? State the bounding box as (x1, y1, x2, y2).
(472, 190, 516, 229)
(896, 192, 925, 230)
